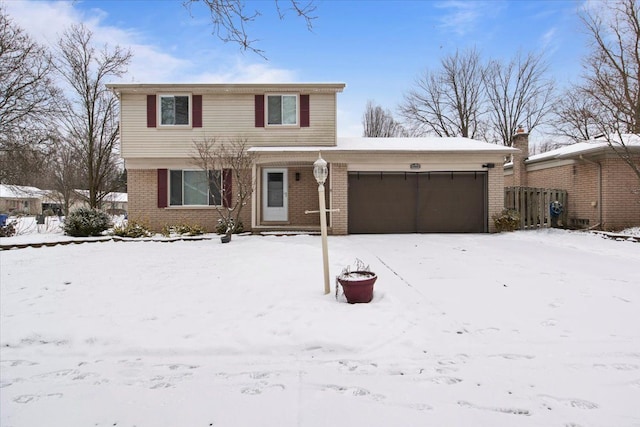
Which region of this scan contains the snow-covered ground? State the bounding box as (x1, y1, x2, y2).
(1, 221, 639, 426)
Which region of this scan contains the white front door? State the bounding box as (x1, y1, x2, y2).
(262, 168, 288, 221)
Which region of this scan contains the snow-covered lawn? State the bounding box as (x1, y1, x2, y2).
(1, 228, 639, 426)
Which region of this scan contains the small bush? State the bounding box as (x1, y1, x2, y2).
(63, 208, 112, 237)
(493, 209, 521, 232)
(161, 222, 205, 237)
(112, 220, 153, 238)
(0, 221, 16, 237)
(216, 218, 244, 235)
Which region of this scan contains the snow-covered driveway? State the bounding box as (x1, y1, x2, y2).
(1, 230, 639, 426)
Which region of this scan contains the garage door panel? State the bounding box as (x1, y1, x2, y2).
(348, 173, 416, 233)
(348, 171, 487, 234)
(417, 172, 486, 232)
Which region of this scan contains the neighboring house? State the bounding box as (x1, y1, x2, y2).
(74, 190, 128, 215)
(0, 184, 43, 215)
(107, 83, 516, 234)
(102, 192, 128, 215)
(0, 185, 127, 217)
(504, 131, 640, 230)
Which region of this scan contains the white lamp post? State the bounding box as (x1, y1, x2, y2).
(313, 153, 331, 295)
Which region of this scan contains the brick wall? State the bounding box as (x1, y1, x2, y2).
(128, 169, 251, 233)
(330, 163, 348, 235)
(284, 167, 322, 227)
(511, 131, 529, 187)
(504, 171, 514, 187)
(487, 166, 505, 233)
(525, 156, 640, 230)
(600, 156, 640, 230)
(526, 163, 596, 226)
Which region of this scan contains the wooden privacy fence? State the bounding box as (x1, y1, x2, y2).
(504, 187, 568, 230)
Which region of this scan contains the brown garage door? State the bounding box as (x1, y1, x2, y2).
(348, 172, 487, 233)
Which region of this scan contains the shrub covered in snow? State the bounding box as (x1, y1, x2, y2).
(112, 220, 153, 238)
(161, 222, 206, 237)
(493, 209, 521, 232)
(215, 218, 244, 235)
(63, 208, 112, 237)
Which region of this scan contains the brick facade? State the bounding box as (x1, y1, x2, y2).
(128, 169, 251, 233)
(511, 130, 529, 187)
(601, 156, 640, 229)
(329, 163, 348, 235)
(267, 166, 323, 227)
(487, 166, 505, 233)
(129, 165, 347, 234)
(505, 132, 640, 230)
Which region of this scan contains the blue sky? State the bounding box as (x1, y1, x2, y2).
(4, 0, 589, 138)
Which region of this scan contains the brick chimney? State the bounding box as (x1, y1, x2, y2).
(511, 125, 529, 187)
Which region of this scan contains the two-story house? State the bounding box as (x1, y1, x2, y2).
(107, 83, 515, 234)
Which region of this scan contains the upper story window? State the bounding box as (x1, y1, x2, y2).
(267, 94, 297, 126)
(160, 95, 190, 126)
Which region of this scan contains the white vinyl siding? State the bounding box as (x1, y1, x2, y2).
(119, 92, 338, 158)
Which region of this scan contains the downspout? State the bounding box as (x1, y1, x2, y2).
(579, 155, 602, 229)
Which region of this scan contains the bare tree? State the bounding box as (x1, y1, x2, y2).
(185, 0, 316, 58)
(54, 24, 131, 209)
(0, 137, 52, 187)
(578, 0, 640, 182)
(192, 137, 256, 242)
(362, 100, 407, 137)
(46, 137, 84, 216)
(483, 51, 555, 146)
(0, 7, 59, 184)
(551, 86, 604, 142)
(530, 139, 570, 155)
(400, 48, 486, 139)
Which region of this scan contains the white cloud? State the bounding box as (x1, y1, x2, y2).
(3, 1, 73, 42)
(435, 0, 502, 36)
(189, 60, 298, 83)
(2, 0, 297, 84)
(540, 27, 559, 55)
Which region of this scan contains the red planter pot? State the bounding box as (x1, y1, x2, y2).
(337, 271, 377, 303)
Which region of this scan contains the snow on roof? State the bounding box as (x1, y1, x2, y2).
(0, 184, 43, 199)
(74, 189, 127, 203)
(103, 192, 128, 203)
(250, 137, 517, 154)
(527, 134, 640, 163)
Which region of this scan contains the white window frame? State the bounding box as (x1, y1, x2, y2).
(169, 169, 223, 207)
(265, 94, 299, 127)
(158, 94, 192, 127)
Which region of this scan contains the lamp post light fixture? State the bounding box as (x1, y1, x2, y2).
(313, 153, 331, 295)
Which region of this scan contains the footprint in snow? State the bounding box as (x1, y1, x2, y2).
(0, 359, 38, 367)
(458, 400, 531, 416)
(13, 393, 63, 404)
(322, 384, 384, 400)
(427, 376, 462, 385)
(539, 394, 598, 410)
(491, 353, 535, 360)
